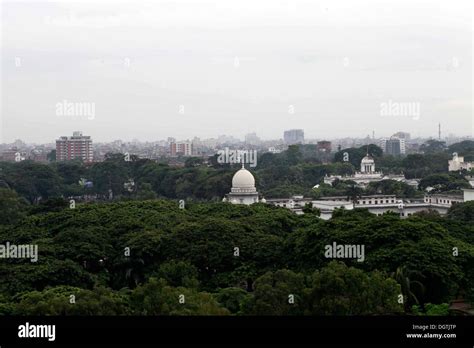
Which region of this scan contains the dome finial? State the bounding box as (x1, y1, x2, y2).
(242, 162, 245, 169)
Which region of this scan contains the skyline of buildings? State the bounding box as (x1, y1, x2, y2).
(0, 127, 472, 164)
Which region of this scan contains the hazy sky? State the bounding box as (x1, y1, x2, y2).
(1, 0, 473, 143)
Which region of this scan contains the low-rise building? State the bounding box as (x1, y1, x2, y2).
(449, 154, 473, 171)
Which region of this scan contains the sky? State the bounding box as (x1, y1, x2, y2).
(1, 0, 473, 143)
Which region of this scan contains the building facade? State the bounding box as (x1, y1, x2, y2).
(380, 137, 406, 156)
(56, 131, 93, 162)
(284, 129, 304, 145)
(170, 142, 193, 156)
(324, 153, 410, 188)
(448, 154, 473, 172)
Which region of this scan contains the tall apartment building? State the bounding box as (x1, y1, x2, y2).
(56, 131, 93, 162)
(284, 129, 304, 145)
(380, 137, 406, 156)
(170, 141, 193, 156)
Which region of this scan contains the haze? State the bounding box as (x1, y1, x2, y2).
(1, 0, 473, 143)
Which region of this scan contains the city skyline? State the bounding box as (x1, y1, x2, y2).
(0, 124, 473, 145)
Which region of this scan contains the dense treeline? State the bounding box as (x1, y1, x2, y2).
(0, 200, 473, 315)
(0, 140, 473, 206)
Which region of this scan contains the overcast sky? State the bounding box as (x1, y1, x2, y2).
(1, 0, 473, 143)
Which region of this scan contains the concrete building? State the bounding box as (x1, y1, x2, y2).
(464, 189, 474, 202)
(56, 131, 93, 162)
(284, 129, 304, 145)
(170, 142, 193, 156)
(448, 154, 473, 172)
(324, 153, 409, 188)
(264, 191, 470, 220)
(380, 137, 406, 156)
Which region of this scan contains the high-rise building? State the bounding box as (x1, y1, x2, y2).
(245, 133, 261, 145)
(392, 131, 411, 141)
(284, 129, 304, 144)
(56, 131, 93, 162)
(170, 141, 193, 156)
(380, 137, 406, 156)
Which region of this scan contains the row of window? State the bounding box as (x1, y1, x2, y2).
(358, 199, 396, 204)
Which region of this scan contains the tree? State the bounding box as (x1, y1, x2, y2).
(419, 173, 469, 192)
(47, 150, 56, 162)
(420, 140, 447, 154)
(130, 278, 229, 315)
(241, 269, 306, 315)
(11, 286, 131, 315)
(306, 261, 403, 315)
(391, 266, 425, 310)
(135, 183, 157, 200)
(5, 161, 62, 203)
(152, 260, 199, 288)
(345, 183, 363, 204)
(214, 287, 252, 314)
(447, 201, 474, 223)
(0, 188, 28, 225)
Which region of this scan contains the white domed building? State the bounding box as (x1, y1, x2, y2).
(223, 164, 260, 205)
(323, 151, 411, 188)
(359, 154, 375, 174)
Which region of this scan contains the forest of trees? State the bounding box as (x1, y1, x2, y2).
(0, 139, 473, 315)
(0, 199, 473, 315)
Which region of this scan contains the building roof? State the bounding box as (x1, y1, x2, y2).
(232, 165, 255, 189)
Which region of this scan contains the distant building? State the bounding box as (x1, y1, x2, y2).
(284, 129, 304, 145)
(245, 133, 261, 145)
(380, 137, 406, 156)
(316, 141, 332, 153)
(170, 141, 193, 156)
(29, 148, 49, 163)
(0, 148, 26, 162)
(392, 131, 411, 141)
(324, 152, 410, 188)
(449, 154, 474, 172)
(265, 191, 469, 220)
(268, 147, 282, 154)
(56, 131, 93, 162)
(464, 189, 474, 201)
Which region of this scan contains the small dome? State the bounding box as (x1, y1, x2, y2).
(260, 197, 266, 203)
(232, 167, 255, 189)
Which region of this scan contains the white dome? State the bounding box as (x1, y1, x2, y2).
(232, 168, 255, 189)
